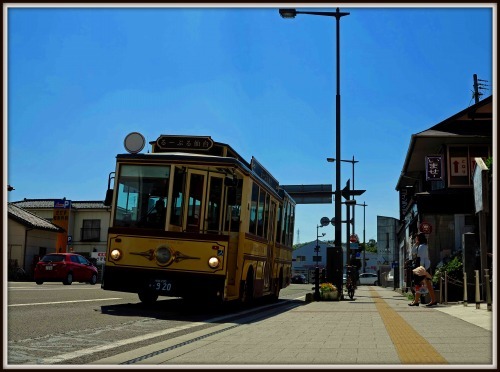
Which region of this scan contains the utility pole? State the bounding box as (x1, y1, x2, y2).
(473, 74, 489, 104)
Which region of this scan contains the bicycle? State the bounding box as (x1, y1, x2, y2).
(345, 265, 356, 299)
(8, 263, 27, 281)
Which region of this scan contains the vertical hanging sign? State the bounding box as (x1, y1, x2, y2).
(53, 199, 71, 253)
(399, 188, 409, 221)
(425, 155, 444, 181)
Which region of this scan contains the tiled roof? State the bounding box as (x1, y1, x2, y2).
(11, 199, 109, 210)
(7, 203, 65, 232)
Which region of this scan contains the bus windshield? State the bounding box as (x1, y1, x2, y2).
(114, 164, 170, 229)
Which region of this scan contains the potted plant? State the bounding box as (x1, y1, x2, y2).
(320, 282, 338, 301)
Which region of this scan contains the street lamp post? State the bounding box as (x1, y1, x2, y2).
(327, 156, 359, 234)
(342, 197, 357, 265)
(316, 225, 326, 265)
(356, 202, 368, 272)
(279, 7, 350, 295)
(315, 224, 326, 301)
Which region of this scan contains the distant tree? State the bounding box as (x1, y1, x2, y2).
(365, 239, 377, 253)
(293, 242, 309, 250)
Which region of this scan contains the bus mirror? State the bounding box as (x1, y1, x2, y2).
(225, 176, 239, 188)
(104, 189, 113, 206)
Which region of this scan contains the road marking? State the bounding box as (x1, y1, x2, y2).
(38, 298, 303, 364)
(9, 286, 99, 291)
(370, 287, 448, 364)
(8, 298, 122, 307)
(40, 319, 228, 364)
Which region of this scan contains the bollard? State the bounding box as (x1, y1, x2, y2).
(484, 269, 492, 311)
(463, 271, 468, 306)
(475, 270, 480, 309)
(314, 267, 320, 301)
(439, 276, 443, 304)
(444, 271, 448, 305)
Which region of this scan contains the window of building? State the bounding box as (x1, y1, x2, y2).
(81, 219, 101, 242)
(448, 145, 490, 187)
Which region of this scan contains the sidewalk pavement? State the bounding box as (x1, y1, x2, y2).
(94, 285, 495, 367)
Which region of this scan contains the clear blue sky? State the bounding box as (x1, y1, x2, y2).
(6, 5, 493, 245)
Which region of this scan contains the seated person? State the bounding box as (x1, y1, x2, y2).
(155, 198, 165, 219)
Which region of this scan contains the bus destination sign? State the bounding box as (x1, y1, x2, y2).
(156, 135, 214, 151)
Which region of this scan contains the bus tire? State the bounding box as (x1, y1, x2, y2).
(241, 267, 254, 306)
(270, 269, 283, 302)
(138, 290, 158, 305)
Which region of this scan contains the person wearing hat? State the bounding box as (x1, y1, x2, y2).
(408, 233, 438, 307)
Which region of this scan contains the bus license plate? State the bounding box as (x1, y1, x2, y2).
(150, 279, 173, 293)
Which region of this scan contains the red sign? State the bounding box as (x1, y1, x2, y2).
(419, 222, 432, 234)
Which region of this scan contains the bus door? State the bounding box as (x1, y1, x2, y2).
(204, 174, 224, 234)
(184, 170, 207, 232)
(264, 199, 277, 292)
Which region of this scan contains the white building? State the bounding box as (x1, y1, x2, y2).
(292, 240, 378, 282)
(10, 199, 111, 258)
(7, 203, 63, 278)
(377, 215, 399, 287)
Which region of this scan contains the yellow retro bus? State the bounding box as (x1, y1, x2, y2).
(102, 133, 295, 305)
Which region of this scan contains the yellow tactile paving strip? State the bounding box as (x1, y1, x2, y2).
(370, 287, 448, 364)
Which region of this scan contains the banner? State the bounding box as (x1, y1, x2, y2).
(53, 199, 71, 252)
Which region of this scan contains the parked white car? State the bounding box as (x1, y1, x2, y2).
(358, 272, 378, 285)
(386, 270, 394, 281)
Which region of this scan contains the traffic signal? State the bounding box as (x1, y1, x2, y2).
(321, 269, 326, 283)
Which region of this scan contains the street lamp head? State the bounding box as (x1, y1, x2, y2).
(326, 157, 335, 163)
(279, 8, 297, 18)
(344, 199, 357, 206)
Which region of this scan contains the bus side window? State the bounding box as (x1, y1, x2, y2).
(170, 167, 185, 226)
(225, 179, 242, 232)
(249, 183, 259, 235)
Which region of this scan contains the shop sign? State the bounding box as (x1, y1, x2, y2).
(156, 135, 214, 151)
(419, 221, 432, 234)
(399, 188, 410, 220)
(426, 155, 444, 181)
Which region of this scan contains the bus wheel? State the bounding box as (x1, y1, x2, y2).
(275, 270, 283, 299)
(138, 290, 158, 305)
(269, 270, 282, 302)
(241, 268, 254, 306)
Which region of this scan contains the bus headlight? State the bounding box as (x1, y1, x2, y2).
(208, 256, 220, 269)
(110, 249, 122, 261)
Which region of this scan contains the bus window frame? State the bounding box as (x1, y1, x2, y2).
(184, 169, 207, 233)
(204, 173, 225, 234)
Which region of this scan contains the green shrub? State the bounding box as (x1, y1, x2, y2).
(433, 256, 463, 284)
(485, 156, 493, 179)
